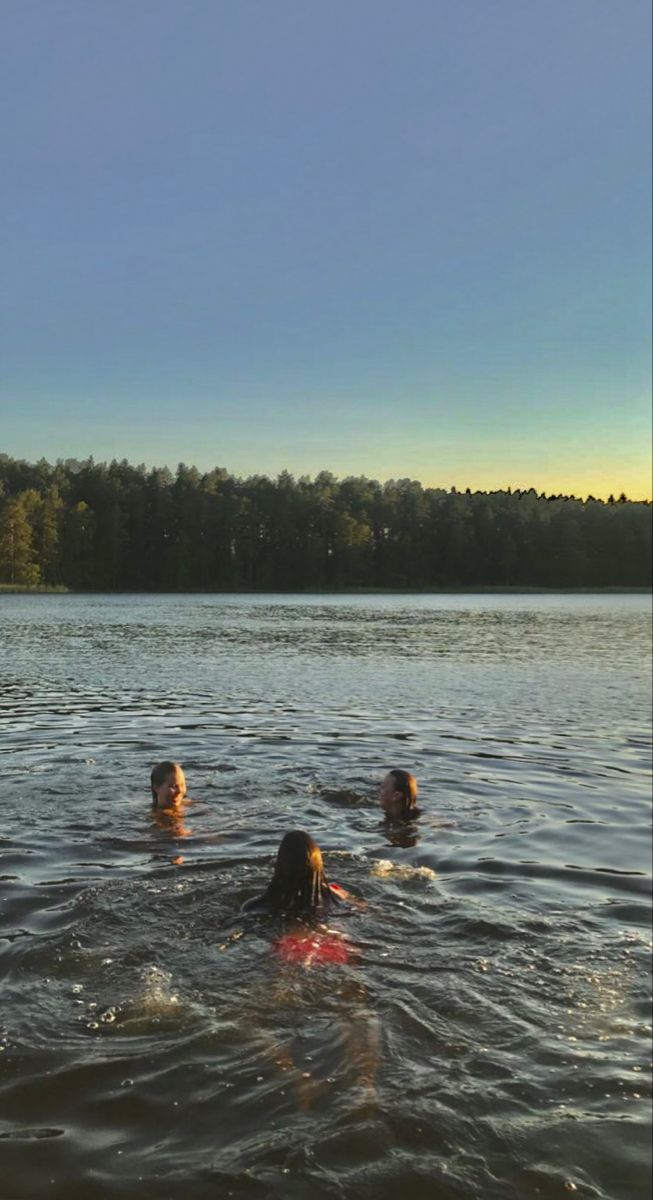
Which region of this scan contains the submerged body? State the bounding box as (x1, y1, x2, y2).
(238, 832, 374, 1106)
(241, 833, 355, 966)
(275, 923, 351, 966)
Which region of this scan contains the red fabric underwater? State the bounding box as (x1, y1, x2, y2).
(275, 931, 350, 965)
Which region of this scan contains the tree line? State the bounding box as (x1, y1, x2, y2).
(0, 454, 650, 590)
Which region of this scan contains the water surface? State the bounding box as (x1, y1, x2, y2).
(1, 594, 651, 1199)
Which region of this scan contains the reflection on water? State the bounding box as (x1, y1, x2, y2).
(151, 804, 194, 865)
(0, 593, 651, 1199)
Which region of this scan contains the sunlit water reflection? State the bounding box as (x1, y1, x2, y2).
(1, 593, 651, 1199)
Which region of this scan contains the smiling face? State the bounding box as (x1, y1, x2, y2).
(152, 765, 186, 809)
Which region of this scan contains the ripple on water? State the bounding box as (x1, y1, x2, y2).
(0, 593, 650, 1199)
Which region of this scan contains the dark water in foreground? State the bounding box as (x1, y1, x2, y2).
(0, 593, 651, 1200)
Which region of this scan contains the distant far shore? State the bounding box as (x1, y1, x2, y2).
(0, 584, 71, 593)
(1, 585, 650, 596)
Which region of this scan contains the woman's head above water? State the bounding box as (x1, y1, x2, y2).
(276, 829, 323, 873)
(379, 769, 419, 820)
(262, 830, 334, 913)
(150, 761, 186, 809)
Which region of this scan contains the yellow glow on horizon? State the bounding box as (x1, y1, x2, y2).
(418, 469, 652, 502)
(415, 448, 652, 503)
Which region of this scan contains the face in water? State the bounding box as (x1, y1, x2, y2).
(153, 766, 187, 810)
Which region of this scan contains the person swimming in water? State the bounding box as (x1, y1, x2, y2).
(379, 768, 419, 820)
(241, 830, 348, 915)
(238, 832, 377, 1107)
(150, 761, 187, 810)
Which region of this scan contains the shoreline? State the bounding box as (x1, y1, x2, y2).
(1, 585, 650, 597)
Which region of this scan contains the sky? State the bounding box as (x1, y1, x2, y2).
(0, 0, 651, 499)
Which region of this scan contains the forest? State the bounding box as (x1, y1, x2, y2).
(0, 454, 650, 591)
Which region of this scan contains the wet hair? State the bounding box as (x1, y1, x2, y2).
(387, 769, 419, 818)
(150, 761, 181, 804)
(260, 831, 336, 914)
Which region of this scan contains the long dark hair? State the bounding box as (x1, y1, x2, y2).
(261, 831, 335, 914)
(388, 768, 419, 818)
(150, 760, 178, 805)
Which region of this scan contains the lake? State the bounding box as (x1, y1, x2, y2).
(0, 593, 651, 1200)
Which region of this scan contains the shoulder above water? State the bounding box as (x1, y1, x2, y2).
(240, 881, 348, 914)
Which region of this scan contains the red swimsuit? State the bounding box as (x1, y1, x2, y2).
(274, 930, 350, 965)
(274, 884, 350, 965)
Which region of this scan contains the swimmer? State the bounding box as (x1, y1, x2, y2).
(150, 761, 187, 811)
(241, 830, 348, 913)
(237, 832, 376, 1109)
(379, 768, 419, 820)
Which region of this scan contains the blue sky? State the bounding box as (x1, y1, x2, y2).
(1, 0, 650, 497)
